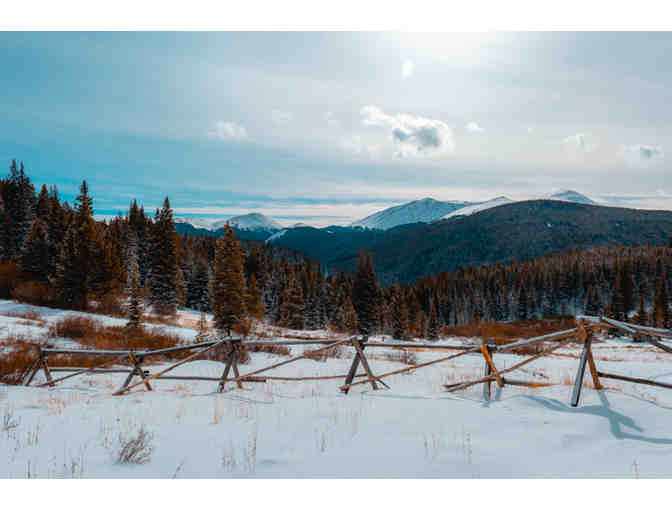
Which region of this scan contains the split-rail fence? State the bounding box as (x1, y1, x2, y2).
(23, 316, 672, 408)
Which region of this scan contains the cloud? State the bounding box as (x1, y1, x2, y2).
(271, 109, 293, 125)
(325, 111, 339, 127)
(562, 133, 591, 152)
(466, 121, 484, 133)
(210, 120, 248, 140)
(360, 105, 455, 158)
(402, 59, 414, 78)
(622, 144, 664, 165)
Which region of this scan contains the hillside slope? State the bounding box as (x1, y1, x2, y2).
(332, 200, 672, 283)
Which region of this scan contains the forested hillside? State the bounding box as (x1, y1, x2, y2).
(1, 160, 671, 343)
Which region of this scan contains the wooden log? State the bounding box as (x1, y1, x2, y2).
(352, 339, 378, 391)
(596, 371, 672, 390)
(49, 368, 133, 374)
(577, 319, 603, 391)
(600, 316, 672, 340)
(113, 339, 228, 396)
(341, 339, 364, 395)
(231, 347, 243, 389)
(445, 339, 572, 393)
(500, 377, 554, 388)
(340, 346, 481, 392)
(129, 353, 152, 392)
(23, 356, 44, 387)
(493, 328, 579, 353)
(42, 348, 137, 356)
(261, 373, 368, 381)
(217, 343, 237, 393)
(35, 353, 131, 388)
(41, 358, 55, 387)
(482, 344, 491, 401)
(480, 343, 503, 388)
(156, 376, 267, 382)
(230, 337, 354, 383)
(570, 332, 593, 407)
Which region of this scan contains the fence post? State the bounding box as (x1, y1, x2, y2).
(570, 330, 592, 407)
(482, 339, 492, 401)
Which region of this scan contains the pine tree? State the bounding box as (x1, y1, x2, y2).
(20, 219, 50, 282)
(213, 223, 247, 336)
(195, 309, 209, 342)
(148, 197, 177, 315)
(584, 285, 603, 317)
(608, 273, 626, 321)
(634, 294, 648, 326)
(391, 288, 409, 340)
(518, 284, 528, 320)
(126, 251, 142, 329)
(427, 298, 440, 340)
(187, 260, 210, 311)
(653, 278, 671, 329)
(246, 273, 263, 320)
(280, 275, 305, 329)
(352, 250, 379, 337)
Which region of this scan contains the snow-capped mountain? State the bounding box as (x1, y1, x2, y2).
(441, 196, 513, 220)
(545, 190, 596, 205)
(174, 217, 215, 230)
(175, 212, 282, 232)
(213, 213, 283, 232)
(350, 198, 474, 230)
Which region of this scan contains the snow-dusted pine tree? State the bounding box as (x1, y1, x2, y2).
(147, 197, 177, 316)
(213, 223, 247, 336)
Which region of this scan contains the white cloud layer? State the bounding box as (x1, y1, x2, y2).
(210, 120, 248, 140)
(466, 121, 484, 133)
(360, 105, 455, 158)
(622, 144, 664, 165)
(271, 109, 294, 125)
(402, 59, 414, 78)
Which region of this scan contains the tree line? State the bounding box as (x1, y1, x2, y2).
(1, 159, 671, 340)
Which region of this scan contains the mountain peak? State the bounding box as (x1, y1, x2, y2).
(351, 198, 474, 230)
(546, 190, 595, 205)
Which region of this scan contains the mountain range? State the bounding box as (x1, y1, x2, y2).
(174, 190, 672, 284)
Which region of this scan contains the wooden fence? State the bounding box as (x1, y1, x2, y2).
(23, 316, 672, 408)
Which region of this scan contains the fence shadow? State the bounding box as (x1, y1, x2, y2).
(522, 392, 672, 445)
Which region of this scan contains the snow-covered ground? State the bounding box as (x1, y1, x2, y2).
(2, 301, 672, 478)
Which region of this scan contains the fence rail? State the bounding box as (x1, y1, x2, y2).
(23, 316, 672, 408)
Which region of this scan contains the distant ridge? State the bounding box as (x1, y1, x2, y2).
(350, 197, 474, 230)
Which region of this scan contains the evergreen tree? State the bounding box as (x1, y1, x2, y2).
(126, 251, 142, 329)
(20, 220, 50, 282)
(391, 287, 409, 340)
(246, 272, 263, 320)
(608, 273, 626, 321)
(584, 285, 603, 317)
(195, 309, 209, 342)
(352, 250, 379, 336)
(280, 275, 304, 329)
(427, 298, 440, 340)
(653, 278, 671, 329)
(213, 223, 247, 336)
(148, 197, 177, 315)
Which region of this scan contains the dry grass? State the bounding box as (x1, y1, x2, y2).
(303, 345, 345, 362)
(375, 349, 418, 365)
(117, 425, 153, 465)
(441, 317, 578, 355)
(245, 343, 291, 357)
(48, 315, 181, 352)
(0, 339, 43, 385)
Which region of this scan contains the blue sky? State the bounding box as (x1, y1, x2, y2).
(1, 32, 671, 226)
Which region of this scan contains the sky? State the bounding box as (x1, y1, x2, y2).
(1, 31, 671, 226)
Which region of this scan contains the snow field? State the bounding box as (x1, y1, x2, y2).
(2, 301, 672, 478)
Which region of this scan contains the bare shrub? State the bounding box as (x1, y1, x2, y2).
(11, 281, 57, 307)
(304, 345, 344, 362)
(47, 316, 181, 353)
(378, 349, 418, 365)
(2, 406, 20, 432)
(88, 292, 124, 317)
(48, 315, 102, 339)
(202, 342, 251, 364)
(0, 339, 42, 385)
(245, 342, 291, 357)
(0, 261, 22, 299)
(117, 425, 153, 465)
